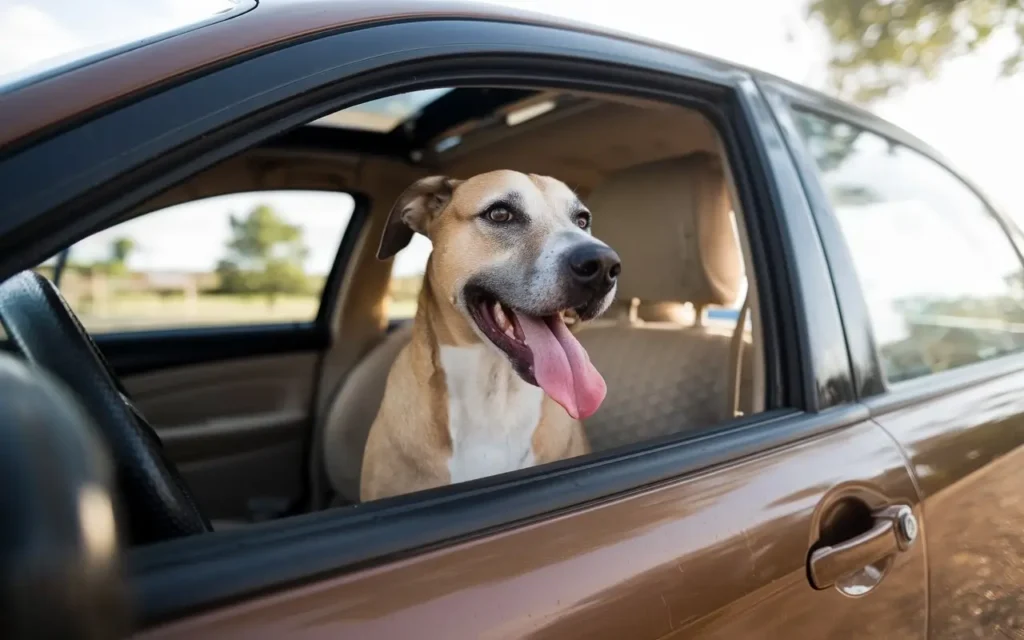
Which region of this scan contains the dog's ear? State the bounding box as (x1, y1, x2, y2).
(377, 176, 463, 260)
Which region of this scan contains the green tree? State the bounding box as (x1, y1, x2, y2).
(107, 236, 136, 276)
(809, 0, 1024, 103)
(215, 204, 310, 305)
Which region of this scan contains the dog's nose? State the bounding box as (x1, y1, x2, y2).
(568, 244, 621, 290)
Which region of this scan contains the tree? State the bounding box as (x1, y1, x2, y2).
(808, 0, 1024, 103)
(107, 236, 136, 276)
(215, 204, 310, 305)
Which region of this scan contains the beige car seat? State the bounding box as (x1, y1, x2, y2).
(573, 153, 754, 452)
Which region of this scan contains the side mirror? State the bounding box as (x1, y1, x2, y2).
(0, 353, 130, 639)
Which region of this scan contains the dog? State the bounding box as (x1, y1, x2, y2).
(359, 171, 620, 502)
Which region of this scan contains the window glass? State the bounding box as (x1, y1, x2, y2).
(794, 111, 1024, 383)
(38, 191, 353, 333)
(386, 234, 432, 320)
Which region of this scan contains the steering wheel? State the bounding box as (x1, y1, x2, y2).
(0, 271, 211, 545)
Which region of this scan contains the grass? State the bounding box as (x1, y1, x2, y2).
(64, 292, 420, 333)
(71, 293, 319, 332)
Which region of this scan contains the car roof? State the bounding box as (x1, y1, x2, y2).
(0, 0, 872, 154)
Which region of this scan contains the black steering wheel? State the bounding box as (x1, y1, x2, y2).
(0, 271, 210, 545)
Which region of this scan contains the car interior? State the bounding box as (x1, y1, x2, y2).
(24, 86, 766, 534)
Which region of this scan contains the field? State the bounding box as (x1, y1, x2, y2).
(66, 292, 418, 333)
(69, 292, 319, 332)
(22, 267, 424, 334)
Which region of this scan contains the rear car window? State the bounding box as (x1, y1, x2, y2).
(794, 110, 1024, 383)
(33, 190, 354, 334)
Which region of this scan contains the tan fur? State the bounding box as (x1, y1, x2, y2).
(361, 171, 595, 502)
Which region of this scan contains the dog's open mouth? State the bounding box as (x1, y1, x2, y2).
(466, 287, 606, 420)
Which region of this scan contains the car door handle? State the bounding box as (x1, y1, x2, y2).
(808, 504, 919, 590)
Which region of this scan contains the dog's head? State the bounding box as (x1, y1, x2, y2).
(378, 170, 620, 419)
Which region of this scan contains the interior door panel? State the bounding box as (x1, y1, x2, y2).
(137, 417, 927, 640)
(123, 352, 320, 521)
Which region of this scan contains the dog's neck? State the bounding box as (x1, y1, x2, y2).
(409, 263, 545, 483)
(413, 263, 478, 348)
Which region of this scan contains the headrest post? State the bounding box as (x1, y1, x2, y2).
(628, 297, 640, 325)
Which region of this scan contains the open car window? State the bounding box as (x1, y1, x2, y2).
(34, 190, 354, 334)
(316, 83, 770, 504)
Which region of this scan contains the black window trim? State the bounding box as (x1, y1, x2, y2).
(737, 77, 855, 411)
(757, 78, 886, 403)
(761, 77, 1024, 409)
(0, 18, 856, 625)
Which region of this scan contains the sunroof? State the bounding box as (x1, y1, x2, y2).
(310, 88, 453, 132)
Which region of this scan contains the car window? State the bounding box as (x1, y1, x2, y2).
(34, 191, 354, 334)
(386, 234, 432, 320)
(794, 111, 1024, 383)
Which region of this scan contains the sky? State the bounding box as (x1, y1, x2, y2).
(68, 191, 353, 275)
(1, 0, 1021, 286)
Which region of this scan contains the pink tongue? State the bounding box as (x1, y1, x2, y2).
(516, 314, 606, 420)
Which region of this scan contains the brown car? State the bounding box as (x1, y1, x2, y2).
(0, 1, 1021, 639)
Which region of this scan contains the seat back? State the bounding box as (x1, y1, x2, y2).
(578, 326, 753, 452)
(323, 322, 412, 502)
(579, 153, 750, 451)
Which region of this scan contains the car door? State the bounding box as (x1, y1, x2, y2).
(31, 187, 363, 523)
(764, 81, 1024, 640)
(0, 8, 928, 639)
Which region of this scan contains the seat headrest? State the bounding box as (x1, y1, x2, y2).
(588, 153, 743, 307)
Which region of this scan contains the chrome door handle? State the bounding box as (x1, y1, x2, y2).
(808, 505, 918, 590)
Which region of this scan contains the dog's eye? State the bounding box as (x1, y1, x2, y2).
(487, 207, 513, 223)
(574, 212, 591, 229)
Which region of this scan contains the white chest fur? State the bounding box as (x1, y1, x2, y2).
(438, 344, 544, 484)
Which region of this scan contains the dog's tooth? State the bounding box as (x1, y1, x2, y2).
(493, 303, 510, 331)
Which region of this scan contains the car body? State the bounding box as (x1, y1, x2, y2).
(1, 1, 1022, 639)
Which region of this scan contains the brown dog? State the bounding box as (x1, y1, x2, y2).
(360, 171, 620, 501)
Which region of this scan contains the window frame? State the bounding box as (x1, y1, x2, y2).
(0, 18, 855, 625)
(761, 78, 1024, 409)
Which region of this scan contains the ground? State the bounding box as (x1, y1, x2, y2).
(927, 450, 1024, 639)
